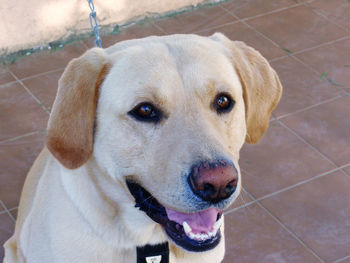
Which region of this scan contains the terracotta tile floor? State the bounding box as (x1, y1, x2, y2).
(1, 0, 350, 262)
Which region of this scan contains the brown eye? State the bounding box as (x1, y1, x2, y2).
(128, 102, 162, 123)
(138, 104, 153, 117)
(214, 93, 234, 114)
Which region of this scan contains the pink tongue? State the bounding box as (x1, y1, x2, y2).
(165, 207, 220, 234)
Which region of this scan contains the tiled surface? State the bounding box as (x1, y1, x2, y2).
(261, 171, 350, 262)
(225, 188, 253, 211)
(282, 96, 350, 166)
(344, 165, 350, 176)
(198, 21, 286, 60)
(154, 5, 237, 34)
(271, 57, 346, 117)
(240, 122, 335, 198)
(296, 37, 350, 90)
(0, 133, 45, 209)
(221, 0, 296, 19)
(0, 213, 15, 261)
(9, 209, 17, 221)
(0, 82, 49, 142)
(21, 69, 63, 112)
(8, 42, 87, 80)
(246, 5, 349, 53)
(223, 204, 321, 263)
(308, 0, 350, 30)
(1, 0, 350, 262)
(0, 66, 15, 86)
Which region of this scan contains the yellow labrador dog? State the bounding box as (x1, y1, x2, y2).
(4, 33, 282, 263)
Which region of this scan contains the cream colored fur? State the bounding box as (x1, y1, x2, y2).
(4, 33, 282, 263)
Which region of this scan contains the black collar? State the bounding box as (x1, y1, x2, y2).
(137, 242, 169, 263)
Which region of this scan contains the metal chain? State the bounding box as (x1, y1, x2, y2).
(87, 0, 102, 48)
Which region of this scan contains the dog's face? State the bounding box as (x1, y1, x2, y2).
(46, 33, 282, 252)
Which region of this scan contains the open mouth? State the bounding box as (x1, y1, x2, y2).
(126, 180, 223, 252)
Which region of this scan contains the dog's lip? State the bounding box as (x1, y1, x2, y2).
(125, 180, 222, 252)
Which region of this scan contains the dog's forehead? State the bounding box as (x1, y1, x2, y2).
(101, 35, 241, 110)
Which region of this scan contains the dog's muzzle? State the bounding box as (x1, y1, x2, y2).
(126, 180, 223, 252)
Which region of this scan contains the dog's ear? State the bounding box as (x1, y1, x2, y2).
(46, 48, 110, 169)
(211, 33, 282, 144)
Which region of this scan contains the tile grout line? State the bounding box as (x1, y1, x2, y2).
(18, 67, 65, 83)
(220, 3, 344, 85)
(279, 119, 350, 180)
(275, 94, 346, 121)
(303, 2, 350, 34)
(277, 119, 344, 169)
(0, 130, 46, 145)
(220, 0, 350, 88)
(0, 67, 65, 90)
(224, 187, 257, 215)
(194, 20, 240, 34)
(8, 70, 51, 114)
(219, 5, 283, 51)
(269, 35, 350, 63)
(220, 2, 346, 81)
(8, 206, 18, 222)
(225, 163, 350, 216)
(255, 200, 326, 262)
(8, 206, 18, 212)
(235, 187, 326, 262)
(342, 166, 350, 177)
(0, 79, 19, 89)
(151, 21, 169, 34)
(0, 200, 8, 215)
(256, 164, 350, 202)
(233, 1, 311, 24)
(0, 200, 16, 223)
(151, 3, 240, 34)
(334, 253, 350, 263)
(224, 199, 257, 214)
(290, 55, 323, 77)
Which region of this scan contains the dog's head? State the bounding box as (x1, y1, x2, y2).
(46, 33, 282, 252)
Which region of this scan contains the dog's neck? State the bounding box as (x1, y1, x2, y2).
(59, 157, 168, 250)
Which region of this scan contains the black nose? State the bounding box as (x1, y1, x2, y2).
(188, 160, 238, 203)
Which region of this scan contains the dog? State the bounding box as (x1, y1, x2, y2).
(4, 33, 282, 263)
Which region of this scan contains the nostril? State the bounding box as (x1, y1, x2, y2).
(204, 183, 214, 192)
(225, 182, 237, 195)
(201, 183, 216, 200)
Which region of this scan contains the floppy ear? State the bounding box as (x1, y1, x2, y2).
(46, 48, 110, 169)
(211, 33, 282, 144)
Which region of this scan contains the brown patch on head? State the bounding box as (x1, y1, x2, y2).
(211, 33, 282, 144)
(46, 48, 111, 169)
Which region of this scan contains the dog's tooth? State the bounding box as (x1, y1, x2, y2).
(201, 233, 209, 240)
(194, 234, 200, 240)
(183, 221, 192, 234)
(208, 230, 216, 237)
(189, 232, 195, 239)
(213, 217, 223, 231)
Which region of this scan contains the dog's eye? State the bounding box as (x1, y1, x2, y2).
(213, 93, 234, 114)
(128, 102, 162, 123)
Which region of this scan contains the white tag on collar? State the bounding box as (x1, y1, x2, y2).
(146, 255, 162, 263)
(137, 242, 169, 263)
